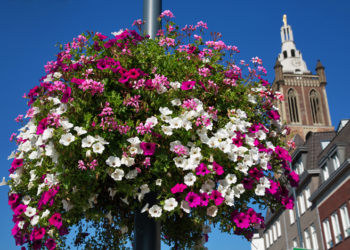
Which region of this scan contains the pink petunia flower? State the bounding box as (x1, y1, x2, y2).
(48, 213, 63, 229)
(185, 192, 201, 208)
(195, 163, 211, 176)
(170, 183, 187, 194)
(180, 81, 195, 90)
(210, 190, 224, 206)
(212, 162, 224, 175)
(45, 238, 57, 250)
(140, 142, 156, 156)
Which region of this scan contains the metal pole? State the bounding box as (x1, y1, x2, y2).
(292, 187, 304, 248)
(134, 191, 161, 250)
(142, 0, 162, 39)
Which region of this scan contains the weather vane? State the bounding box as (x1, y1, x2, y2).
(283, 14, 287, 26)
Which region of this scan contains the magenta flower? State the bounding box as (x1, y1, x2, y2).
(199, 192, 210, 206)
(71, 78, 85, 86)
(248, 167, 264, 180)
(275, 146, 292, 162)
(185, 192, 201, 208)
(33, 240, 42, 250)
(30, 227, 46, 241)
(266, 180, 278, 195)
(249, 124, 260, 133)
(14, 204, 27, 216)
(36, 117, 48, 135)
(288, 171, 300, 187)
(267, 110, 280, 121)
(12, 223, 20, 236)
(233, 212, 250, 229)
(61, 87, 71, 103)
(140, 142, 156, 156)
(232, 131, 246, 147)
(282, 196, 295, 210)
(212, 162, 224, 175)
(96, 33, 108, 40)
(195, 163, 211, 176)
(103, 38, 117, 49)
(210, 190, 224, 206)
(115, 30, 130, 40)
(8, 193, 19, 205)
(49, 213, 63, 229)
(171, 183, 187, 194)
(59, 226, 69, 236)
(181, 81, 195, 90)
(45, 238, 57, 250)
(242, 178, 254, 190)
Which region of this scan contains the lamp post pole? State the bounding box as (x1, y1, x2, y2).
(133, 1, 162, 249)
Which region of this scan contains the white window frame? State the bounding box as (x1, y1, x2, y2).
(323, 164, 330, 181)
(273, 224, 277, 241)
(305, 187, 312, 208)
(277, 220, 281, 237)
(331, 212, 342, 244)
(290, 209, 295, 224)
(293, 163, 299, 175)
(293, 238, 298, 247)
(298, 157, 304, 174)
(299, 193, 306, 214)
(269, 229, 273, 246)
(323, 218, 333, 249)
(304, 228, 311, 249)
(340, 203, 350, 237)
(265, 233, 270, 248)
(310, 224, 318, 249)
(332, 153, 340, 171)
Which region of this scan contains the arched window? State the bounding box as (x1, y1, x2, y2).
(283, 51, 288, 59)
(291, 49, 296, 57)
(288, 89, 299, 123)
(310, 90, 323, 124)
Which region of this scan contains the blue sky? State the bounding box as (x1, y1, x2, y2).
(1, 0, 349, 249)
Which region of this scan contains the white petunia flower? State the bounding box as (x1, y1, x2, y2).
(207, 205, 218, 217)
(62, 200, 74, 211)
(120, 197, 129, 205)
(157, 85, 167, 94)
(95, 135, 109, 145)
(23, 195, 31, 205)
(74, 126, 87, 136)
(56, 103, 68, 115)
(149, 205, 162, 217)
(18, 221, 25, 229)
(160, 114, 172, 122)
(111, 169, 124, 181)
(31, 215, 40, 226)
(44, 74, 53, 82)
(255, 184, 266, 196)
(121, 225, 128, 234)
(106, 156, 121, 167)
(121, 157, 135, 167)
(25, 207, 36, 217)
(225, 196, 235, 206)
(0, 177, 8, 186)
(105, 211, 113, 224)
(92, 142, 105, 154)
(60, 120, 74, 131)
(159, 107, 173, 115)
(42, 127, 54, 140)
(202, 225, 212, 234)
(53, 72, 62, 78)
(140, 184, 150, 194)
(145, 116, 158, 127)
(170, 81, 181, 89)
(169, 140, 182, 151)
(28, 151, 38, 160)
(141, 203, 149, 213)
(259, 176, 271, 188)
(59, 133, 75, 146)
(184, 173, 197, 186)
(225, 174, 237, 185)
(161, 125, 173, 136)
(82, 135, 96, 148)
(169, 117, 183, 129)
(237, 162, 249, 174)
(171, 98, 181, 106)
(112, 29, 123, 36)
(108, 187, 118, 199)
(207, 137, 219, 148)
(248, 94, 257, 104)
(7, 150, 16, 160)
(125, 169, 138, 179)
(156, 179, 162, 186)
(181, 200, 191, 213)
(164, 198, 178, 211)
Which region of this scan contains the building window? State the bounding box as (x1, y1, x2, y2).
(340, 203, 350, 237)
(310, 89, 323, 124)
(321, 140, 331, 150)
(305, 187, 312, 208)
(283, 51, 287, 59)
(331, 212, 342, 243)
(290, 209, 295, 224)
(299, 193, 306, 215)
(304, 228, 311, 249)
(265, 233, 270, 248)
(291, 49, 296, 57)
(298, 157, 304, 174)
(273, 224, 277, 241)
(323, 164, 330, 181)
(332, 153, 340, 171)
(293, 238, 298, 247)
(269, 229, 273, 245)
(277, 220, 281, 237)
(310, 224, 319, 249)
(288, 88, 299, 123)
(323, 218, 333, 249)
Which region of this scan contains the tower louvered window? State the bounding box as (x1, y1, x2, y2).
(288, 89, 299, 123)
(310, 90, 322, 124)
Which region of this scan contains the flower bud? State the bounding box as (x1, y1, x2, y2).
(86, 150, 91, 158)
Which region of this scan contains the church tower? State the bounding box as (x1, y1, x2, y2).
(272, 15, 333, 140)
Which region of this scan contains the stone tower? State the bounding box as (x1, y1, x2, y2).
(271, 15, 333, 140)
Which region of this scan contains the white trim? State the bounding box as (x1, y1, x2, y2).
(316, 175, 350, 207)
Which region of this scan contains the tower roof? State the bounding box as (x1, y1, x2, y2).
(316, 59, 324, 69)
(277, 15, 310, 75)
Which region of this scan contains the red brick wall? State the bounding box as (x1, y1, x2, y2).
(319, 178, 350, 250)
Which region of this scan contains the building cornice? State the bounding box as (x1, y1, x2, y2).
(309, 158, 350, 203)
(291, 146, 308, 163)
(288, 169, 320, 196)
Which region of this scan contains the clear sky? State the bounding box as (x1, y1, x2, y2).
(1, 0, 349, 249)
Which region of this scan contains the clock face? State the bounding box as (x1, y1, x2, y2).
(292, 59, 301, 67)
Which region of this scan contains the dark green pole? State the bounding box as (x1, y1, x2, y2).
(134, 191, 161, 250)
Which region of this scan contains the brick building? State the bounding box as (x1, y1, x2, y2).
(252, 15, 350, 250)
